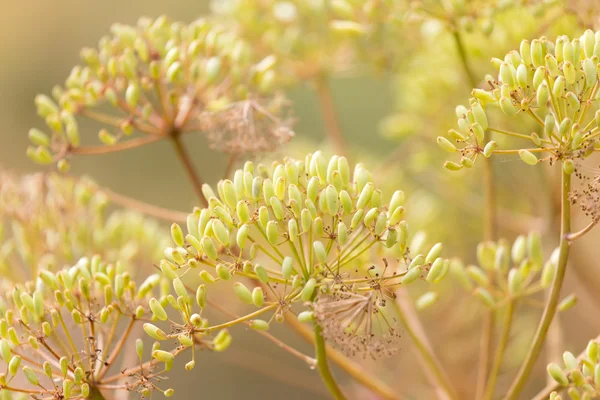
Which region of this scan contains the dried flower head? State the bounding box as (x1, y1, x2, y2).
(570, 172, 600, 223)
(147, 151, 450, 366)
(28, 15, 291, 170)
(201, 97, 294, 154)
(0, 172, 169, 282)
(313, 290, 402, 359)
(442, 29, 600, 171)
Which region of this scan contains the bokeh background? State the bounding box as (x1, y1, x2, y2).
(2, 1, 600, 399)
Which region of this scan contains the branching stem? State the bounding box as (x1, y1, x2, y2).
(504, 169, 572, 399)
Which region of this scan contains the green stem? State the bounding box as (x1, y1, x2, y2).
(483, 300, 515, 400)
(476, 124, 497, 400)
(393, 297, 458, 400)
(87, 386, 107, 400)
(314, 324, 346, 400)
(452, 29, 477, 88)
(504, 169, 571, 400)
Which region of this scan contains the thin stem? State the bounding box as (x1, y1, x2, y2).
(223, 153, 238, 179)
(96, 319, 136, 381)
(69, 135, 163, 156)
(452, 29, 477, 88)
(315, 76, 347, 156)
(483, 300, 515, 400)
(393, 293, 458, 400)
(504, 169, 572, 400)
(565, 219, 597, 241)
(88, 386, 108, 400)
(314, 324, 346, 400)
(285, 315, 401, 400)
(199, 304, 278, 332)
(477, 129, 497, 400)
(171, 134, 208, 207)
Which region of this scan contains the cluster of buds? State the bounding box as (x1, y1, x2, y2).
(409, 0, 555, 36)
(441, 30, 600, 172)
(0, 256, 172, 398)
(451, 232, 576, 310)
(148, 151, 451, 361)
(28, 15, 292, 170)
(547, 339, 600, 400)
(0, 172, 169, 281)
(213, 0, 409, 80)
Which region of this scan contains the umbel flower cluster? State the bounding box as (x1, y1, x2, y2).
(27, 16, 293, 171)
(0, 173, 177, 399)
(547, 339, 600, 399)
(441, 29, 600, 172)
(0, 172, 169, 281)
(0, 256, 168, 399)
(214, 0, 409, 78)
(451, 232, 576, 311)
(148, 151, 450, 364)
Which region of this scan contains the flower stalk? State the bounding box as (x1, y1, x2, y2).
(504, 169, 572, 399)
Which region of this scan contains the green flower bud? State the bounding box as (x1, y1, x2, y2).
(8, 355, 21, 376)
(298, 311, 314, 323)
(444, 161, 463, 171)
(201, 236, 218, 261)
(313, 241, 327, 264)
(288, 219, 299, 242)
(153, 349, 175, 363)
(437, 136, 457, 152)
(475, 288, 495, 307)
(548, 363, 569, 386)
(144, 323, 168, 341)
(22, 366, 39, 386)
(266, 221, 278, 246)
(425, 243, 443, 264)
(301, 278, 317, 301)
(213, 329, 232, 352)
(216, 263, 232, 280)
(499, 97, 517, 117)
(250, 319, 270, 331)
(401, 266, 421, 285)
(416, 292, 438, 310)
(171, 223, 184, 247)
(150, 298, 168, 321)
(233, 282, 253, 304)
(252, 287, 264, 307)
(519, 149, 538, 165)
(558, 294, 577, 312)
(426, 258, 445, 283)
(356, 182, 374, 209)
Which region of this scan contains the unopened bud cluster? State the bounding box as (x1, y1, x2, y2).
(28, 15, 289, 169)
(547, 339, 600, 400)
(450, 232, 576, 310)
(0, 255, 170, 398)
(214, 0, 409, 78)
(442, 30, 600, 171)
(410, 0, 555, 36)
(0, 172, 169, 280)
(150, 151, 450, 359)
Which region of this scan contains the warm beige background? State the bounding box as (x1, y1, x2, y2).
(0, 2, 397, 398)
